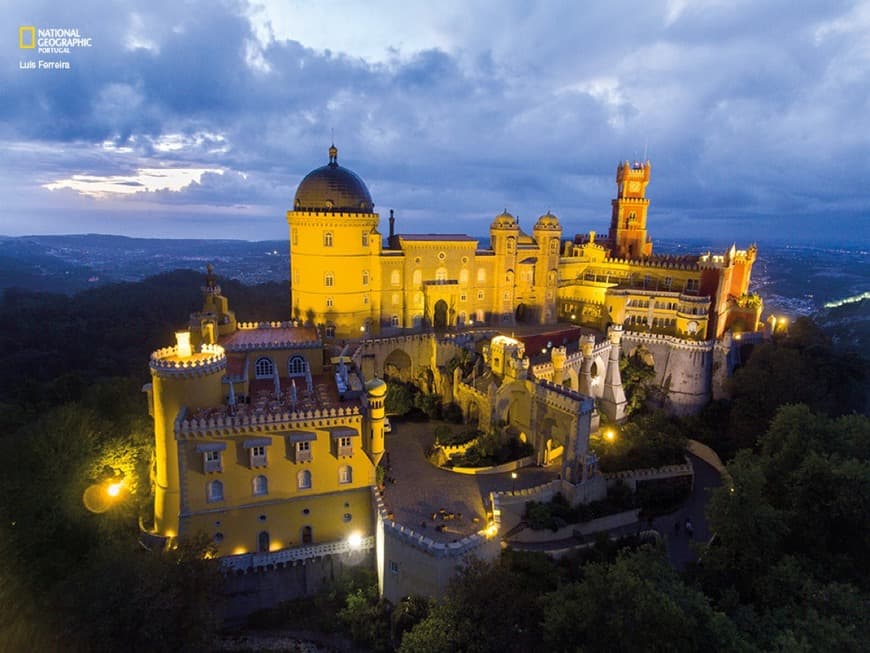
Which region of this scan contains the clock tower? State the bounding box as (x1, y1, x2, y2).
(607, 159, 653, 259)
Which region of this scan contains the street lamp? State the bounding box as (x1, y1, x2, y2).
(511, 471, 518, 493)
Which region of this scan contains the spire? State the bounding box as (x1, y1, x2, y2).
(328, 143, 338, 166)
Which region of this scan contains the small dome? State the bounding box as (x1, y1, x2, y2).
(293, 145, 374, 213)
(491, 209, 517, 229)
(534, 211, 561, 230)
(365, 377, 387, 396)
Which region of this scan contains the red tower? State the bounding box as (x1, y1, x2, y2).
(607, 160, 653, 259)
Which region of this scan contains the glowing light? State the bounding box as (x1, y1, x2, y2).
(511, 472, 518, 480)
(347, 532, 363, 550)
(175, 330, 192, 358)
(605, 429, 615, 442)
(106, 482, 123, 497)
(485, 522, 499, 538)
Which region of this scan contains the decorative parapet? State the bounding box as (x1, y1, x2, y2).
(221, 536, 375, 573)
(149, 344, 227, 378)
(455, 380, 486, 400)
(621, 330, 715, 352)
(438, 438, 479, 458)
(534, 378, 594, 414)
(603, 460, 693, 482)
(373, 488, 492, 558)
(490, 480, 562, 528)
(177, 406, 362, 436)
(238, 320, 298, 329)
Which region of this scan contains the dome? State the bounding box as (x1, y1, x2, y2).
(491, 209, 517, 229)
(365, 377, 387, 396)
(534, 211, 561, 230)
(293, 145, 374, 213)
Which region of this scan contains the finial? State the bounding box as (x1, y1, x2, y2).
(328, 143, 338, 166)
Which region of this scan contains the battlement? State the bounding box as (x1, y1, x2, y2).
(621, 330, 715, 352)
(534, 378, 593, 415)
(238, 320, 300, 330)
(149, 343, 226, 378)
(177, 405, 362, 436)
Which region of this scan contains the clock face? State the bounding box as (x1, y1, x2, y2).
(628, 180, 641, 192)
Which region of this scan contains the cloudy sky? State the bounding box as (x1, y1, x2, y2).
(2, 0, 868, 245)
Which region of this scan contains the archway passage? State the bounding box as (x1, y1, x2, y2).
(384, 348, 412, 381)
(258, 531, 270, 553)
(515, 303, 527, 323)
(301, 525, 313, 545)
(434, 299, 448, 329)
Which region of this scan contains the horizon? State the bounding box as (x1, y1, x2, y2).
(3, 2, 869, 246)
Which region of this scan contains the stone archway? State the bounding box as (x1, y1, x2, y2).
(515, 303, 527, 323)
(434, 299, 448, 328)
(384, 348, 413, 381)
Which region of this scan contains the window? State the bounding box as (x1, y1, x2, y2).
(414, 292, 423, 306)
(550, 239, 559, 254)
(252, 475, 268, 496)
(250, 445, 267, 468)
(460, 293, 467, 302)
(477, 268, 486, 283)
(258, 531, 270, 553)
(288, 356, 306, 377)
(297, 469, 312, 489)
(203, 450, 222, 473)
(389, 560, 399, 575)
(325, 324, 336, 338)
(438, 251, 446, 261)
(326, 297, 334, 309)
(476, 309, 485, 322)
(663, 277, 672, 289)
(392, 293, 400, 306)
(435, 267, 447, 281)
(324, 272, 334, 287)
(391, 315, 400, 327)
(391, 270, 400, 286)
(339, 465, 352, 484)
(323, 232, 333, 247)
(477, 290, 485, 300)
(362, 270, 369, 286)
(644, 274, 653, 288)
(293, 269, 300, 285)
(507, 237, 515, 253)
(362, 231, 369, 247)
(337, 436, 353, 457)
(207, 480, 223, 502)
(296, 440, 312, 463)
(292, 229, 298, 246)
(254, 357, 275, 379)
(686, 278, 700, 293)
(413, 269, 421, 287)
(363, 295, 369, 305)
(459, 269, 468, 284)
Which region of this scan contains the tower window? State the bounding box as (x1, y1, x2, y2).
(207, 480, 224, 503)
(324, 232, 333, 247)
(292, 229, 298, 246)
(297, 469, 312, 489)
(362, 231, 369, 247)
(363, 295, 369, 305)
(326, 297, 334, 309)
(254, 357, 275, 379)
(339, 465, 352, 484)
(252, 475, 268, 496)
(362, 270, 369, 286)
(325, 272, 334, 287)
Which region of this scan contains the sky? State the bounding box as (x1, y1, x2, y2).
(2, 0, 869, 245)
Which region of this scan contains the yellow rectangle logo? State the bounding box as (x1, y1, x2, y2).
(19, 26, 36, 49)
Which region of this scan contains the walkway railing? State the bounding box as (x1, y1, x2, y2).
(221, 536, 375, 572)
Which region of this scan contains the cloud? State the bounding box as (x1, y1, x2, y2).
(0, 0, 868, 245)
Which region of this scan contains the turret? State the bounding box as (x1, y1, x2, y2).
(148, 332, 226, 540)
(600, 325, 627, 422)
(365, 377, 387, 465)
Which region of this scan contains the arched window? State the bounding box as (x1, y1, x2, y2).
(390, 270, 401, 286)
(391, 315, 400, 327)
(255, 357, 274, 379)
(252, 475, 268, 496)
(392, 293, 400, 306)
(326, 296, 334, 309)
(413, 269, 421, 287)
(477, 268, 486, 283)
(297, 469, 312, 489)
(258, 531, 270, 553)
(339, 465, 352, 484)
(550, 239, 559, 254)
(459, 269, 468, 284)
(288, 355, 306, 377)
(207, 480, 223, 502)
(435, 267, 447, 281)
(362, 270, 369, 286)
(301, 525, 313, 545)
(476, 309, 485, 322)
(323, 232, 333, 247)
(324, 272, 334, 287)
(507, 237, 515, 253)
(362, 231, 369, 247)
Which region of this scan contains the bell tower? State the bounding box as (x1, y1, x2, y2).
(607, 160, 653, 259)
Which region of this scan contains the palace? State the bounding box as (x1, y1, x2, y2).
(143, 146, 761, 600)
(289, 146, 759, 342)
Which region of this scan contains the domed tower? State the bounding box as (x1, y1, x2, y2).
(365, 377, 387, 465)
(149, 333, 226, 541)
(287, 145, 379, 339)
(533, 211, 562, 324)
(490, 210, 520, 324)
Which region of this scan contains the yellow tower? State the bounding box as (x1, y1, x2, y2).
(608, 160, 653, 259)
(365, 377, 387, 465)
(148, 333, 226, 540)
(287, 145, 379, 339)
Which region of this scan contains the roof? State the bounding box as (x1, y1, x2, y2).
(398, 234, 478, 242)
(220, 326, 320, 351)
(293, 145, 373, 213)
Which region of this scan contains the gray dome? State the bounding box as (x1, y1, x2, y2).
(293, 145, 374, 213)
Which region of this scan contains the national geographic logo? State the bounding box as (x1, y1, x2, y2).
(18, 26, 35, 49)
(18, 26, 93, 53)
